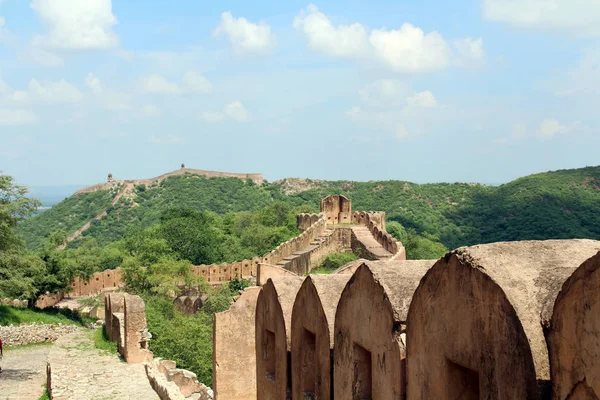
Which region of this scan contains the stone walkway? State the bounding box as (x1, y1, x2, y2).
(48, 329, 158, 400)
(0, 343, 51, 400)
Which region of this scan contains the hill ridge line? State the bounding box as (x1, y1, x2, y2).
(58, 168, 263, 249)
(74, 167, 263, 195)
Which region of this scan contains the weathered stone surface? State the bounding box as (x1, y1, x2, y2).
(146, 358, 213, 400)
(255, 277, 304, 400)
(546, 250, 600, 399)
(106, 293, 125, 342)
(334, 260, 434, 400)
(407, 239, 600, 400)
(291, 274, 351, 400)
(320, 195, 352, 224)
(112, 312, 124, 355)
(35, 292, 64, 309)
(123, 294, 153, 364)
(213, 287, 261, 400)
(256, 263, 298, 286)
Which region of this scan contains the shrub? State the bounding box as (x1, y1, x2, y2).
(310, 252, 358, 275)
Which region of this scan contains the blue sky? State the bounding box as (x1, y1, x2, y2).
(0, 0, 598, 187)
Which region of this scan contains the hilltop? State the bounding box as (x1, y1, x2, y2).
(17, 165, 600, 251)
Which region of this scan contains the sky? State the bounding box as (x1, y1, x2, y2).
(0, 0, 599, 187)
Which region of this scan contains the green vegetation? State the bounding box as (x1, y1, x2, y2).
(18, 189, 116, 250)
(143, 278, 249, 386)
(21, 167, 600, 262)
(94, 326, 118, 355)
(386, 221, 448, 260)
(6, 166, 600, 388)
(0, 304, 93, 326)
(0, 174, 70, 304)
(37, 387, 50, 400)
(73, 175, 278, 247)
(309, 252, 359, 274)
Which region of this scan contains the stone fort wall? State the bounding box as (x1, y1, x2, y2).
(74, 167, 263, 195)
(67, 213, 329, 296)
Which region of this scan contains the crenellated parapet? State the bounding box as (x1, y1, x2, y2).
(66, 198, 406, 295)
(297, 213, 323, 231)
(352, 211, 406, 260)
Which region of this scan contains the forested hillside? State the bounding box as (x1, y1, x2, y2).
(17, 166, 600, 252)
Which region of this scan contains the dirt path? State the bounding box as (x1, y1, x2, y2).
(0, 343, 52, 400)
(48, 329, 158, 400)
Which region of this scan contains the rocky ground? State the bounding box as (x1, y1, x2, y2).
(0, 323, 79, 346)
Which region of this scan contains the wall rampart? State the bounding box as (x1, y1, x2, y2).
(68, 214, 329, 296)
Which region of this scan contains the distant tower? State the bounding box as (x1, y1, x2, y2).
(108, 173, 113, 182)
(181, 163, 185, 169)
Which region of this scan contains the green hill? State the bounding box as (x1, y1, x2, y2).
(17, 166, 600, 251)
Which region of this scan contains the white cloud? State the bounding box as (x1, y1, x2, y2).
(139, 74, 181, 94)
(142, 104, 160, 117)
(0, 76, 8, 94)
(358, 80, 411, 108)
(8, 79, 83, 104)
(200, 101, 250, 123)
(407, 90, 438, 108)
(494, 123, 528, 144)
(293, 4, 482, 72)
(18, 47, 64, 67)
(537, 118, 577, 138)
(139, 72, 212, 95)
(483, 0, 600, 35)
(369, 24, 450, 72)
(213, 11, 275, 55)
(84, 73, 103, 95)
(182, 71, 212, 94)
(356, 80, 438, 109)
(495, 119, 581, 143)
(292, 4, 370, 58)
(453, 37, 485, 64)
(346, 81, 446, 139)
(148, 135, 185, 145)
(224, 101, 249, 121)
(549, 49, 600, 97)
(345, 106, 362, 119)
(84, 73, 130, 110)
(0, 16, 4, 27)
(0, 109, 38, 125)
(31, 0, 119, 50)
(395, 124, 409, 141)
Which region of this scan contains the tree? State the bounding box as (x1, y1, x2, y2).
(0, 173, 40, 251)
(0, 173, 68, 305)
(160, 209, 225, 265)
(387, 221, 448, 260)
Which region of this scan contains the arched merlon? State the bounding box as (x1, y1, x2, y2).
(255, 277, 304, 400)
(291, 274, 351, 400)
(334, 259, 435, 400)
(546, 251, 600, 400)
(406, 239, 600, 400)
(213, 287, 262, 400)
